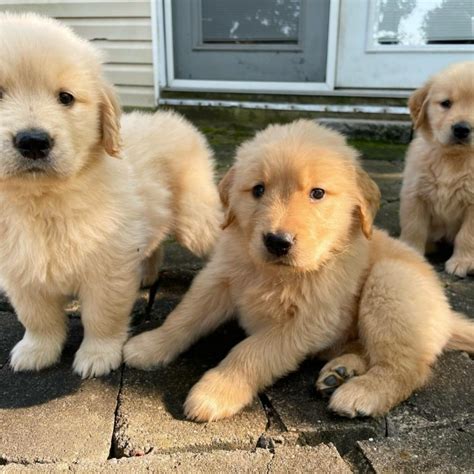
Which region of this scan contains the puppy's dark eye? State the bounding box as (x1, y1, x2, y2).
(440, 99, 452, 109)
(310, 188, 325, 200)
(0, 88, 4, 100)
(252, 183, 265, 198)
(58, 91, 75, 106)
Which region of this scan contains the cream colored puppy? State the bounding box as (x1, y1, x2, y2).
(0, 14, 221, 378)
(125, 120, 474, 421)
(400, 61, 474, 277)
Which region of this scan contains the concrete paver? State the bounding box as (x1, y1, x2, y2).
(0, 312, 23, 368)
(270, 444, 352, 473)
(114, 321, 267, 456)
(2, 444, 353, 473)
(386, 352, 474, 435)
(265, 359, 386, 455)
(0, 122, 473, 472)
(356, 428, 473, 473)
(2, 450, 272, 473)
(0, 319, 120, 464)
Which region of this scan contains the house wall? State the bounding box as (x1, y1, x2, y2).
(0, 0, 156, 108)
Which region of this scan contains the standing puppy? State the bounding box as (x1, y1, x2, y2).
(0, 14, 221, 378)
(400, 61, 474, 276)
(125, 120, 473, 421)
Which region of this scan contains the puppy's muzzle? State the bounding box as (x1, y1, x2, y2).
(263, 232, 294, 257)
(451, 122, 471, 143)
(14, 129, 54, 160)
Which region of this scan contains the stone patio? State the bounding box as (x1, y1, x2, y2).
(0, 119, 472, 473)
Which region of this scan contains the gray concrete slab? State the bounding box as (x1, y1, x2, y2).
(270, 443, 352, 473)
(0, 312, 23, 368)
(386, 352, 474, 436)
(0, 318, 120, 464)
(1, 119, 474, 472)
(0, 292, 13, 312)
(114, 322, 267, 457)
(356, 428, 473, 473)
(2, 445, 353, 473)
(265, 359, 386, 455)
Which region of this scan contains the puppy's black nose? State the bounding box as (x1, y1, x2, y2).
(452, 122, 471, 141)
(14, 129, 53, 160)
(263, 232, 294, 257)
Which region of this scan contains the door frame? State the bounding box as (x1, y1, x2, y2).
(153, 0, 340, 94)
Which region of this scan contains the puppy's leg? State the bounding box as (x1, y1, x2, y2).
(184, 323, 314, 422)
(171, 148, 222, 257)
(141, 246, 164, 288)
(73, 271, 140, 378)
(400, 193, 430, 254)
(329, 260, 450, 418)
(9, 287, 67, 371)
(445, 207, 474, 277)
(124, 259, 234, 369)
(316, 341, 368, 398)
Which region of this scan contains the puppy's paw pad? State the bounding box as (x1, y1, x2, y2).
(445, 257, 473, 278)
(316, 366, 353, 398)
(73, 341, 122, 378)
(10, 337, 62, 372)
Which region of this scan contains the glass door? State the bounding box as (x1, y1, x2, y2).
(163, 0, 339, 92)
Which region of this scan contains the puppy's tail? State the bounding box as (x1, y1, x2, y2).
(446, 311, 474, 353)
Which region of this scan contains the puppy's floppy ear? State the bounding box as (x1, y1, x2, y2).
(355, 166, 381, 239)
(409, 82, 431, 130)
(218, 166, 236, 229)
(100, 81, 122, 157)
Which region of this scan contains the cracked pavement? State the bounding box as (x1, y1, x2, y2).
(0, 120, 473, 473)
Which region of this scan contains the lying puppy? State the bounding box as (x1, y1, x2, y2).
(0, 14, 221, 378)
(124, 120, 474, 421)
(400, 61, 474, 277)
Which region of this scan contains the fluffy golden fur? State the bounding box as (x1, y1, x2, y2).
(124, 120, 474, 421)
(400, 61, 474, 276)
(0, 14, 221, 378)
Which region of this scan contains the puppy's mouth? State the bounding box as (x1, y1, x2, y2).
(269, 259, 292, 266)
(262, 253, 294, 267)
(448, 136, 471, 146)
(14, 154, 56, 176)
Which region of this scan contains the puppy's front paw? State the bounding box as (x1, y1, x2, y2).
(184, 369, 254, 422)
(124, 330, 174, 370)
(445, 256, 474, 278)
(73, 337, 123, 378)
(10, 334, 62, 372)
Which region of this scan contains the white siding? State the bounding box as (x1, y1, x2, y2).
(0, 0, 156, 108)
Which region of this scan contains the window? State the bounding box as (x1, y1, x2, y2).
(369, 0, 473, 49)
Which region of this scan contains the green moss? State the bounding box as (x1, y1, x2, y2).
(349, 140, 407, 162)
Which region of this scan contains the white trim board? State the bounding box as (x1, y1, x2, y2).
(159, 0, 341, 94)
(158, 98, 409, 115)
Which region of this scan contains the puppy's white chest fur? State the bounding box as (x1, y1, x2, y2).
(232, 271, 307, 333)
(0, 160, 150, 293)
(417, 152, 473, 240)
(230, 251, 363, 349)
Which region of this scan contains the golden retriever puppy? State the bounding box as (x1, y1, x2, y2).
(0, 14, 221, 378)
(400, 61, 474, 277)
(124, 120, 474, 421)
